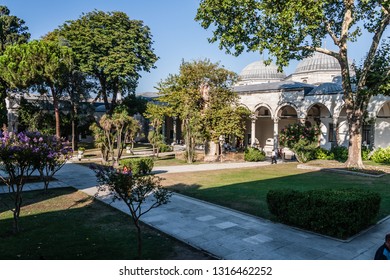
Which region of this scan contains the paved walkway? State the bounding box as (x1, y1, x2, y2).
(3, 162, 389, 260)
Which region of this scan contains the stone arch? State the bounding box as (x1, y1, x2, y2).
(375, 101, 390, 148)
(250, 103, 274, 148)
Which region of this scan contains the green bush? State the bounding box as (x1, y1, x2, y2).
(329, 146, 348, 162)
(371, 147, 390, 164)
(267, 188, 381, 239)
(244, 147, 266, 162)
(361, 146, 371, 161)
(158, 143, 173, 153)
(121, 157, 154, 175)
(314, 147, 330, 160)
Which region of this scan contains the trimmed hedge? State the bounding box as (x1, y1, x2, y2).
(267, 188, 381, 239)
(244, 147, 266, 162)
(121, 157, 154, 175)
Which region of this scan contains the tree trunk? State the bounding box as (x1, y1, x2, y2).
(135, 221, 142, 259)
(345, 108, 364, 168)
(51, 90, 61, 138)
(13, 189, 22, 234)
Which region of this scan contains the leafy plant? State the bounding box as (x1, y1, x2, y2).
(91, 164, 171, 259)
(279, 123, 320, 163)
(371, 147, 390, 164)
(244, 147, 266, 162)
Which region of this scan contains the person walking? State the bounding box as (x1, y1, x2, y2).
(374, 233, 390, 260)
(271, 149, 277, 164)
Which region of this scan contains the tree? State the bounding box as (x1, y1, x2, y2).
(0, 130, 41, 233)
(0, 40, 75, 138)
(144, 102, 167, 157)
(156, 59, 248, 163)
(0, 6, 30, 126)
(91, 164, 171, 259)
(196, 0, 389, 168)
(49, 10, 158, 114)
(91, 109, 140, 164)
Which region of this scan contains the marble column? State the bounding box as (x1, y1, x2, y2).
(251, 116, 256, 146)
(273, 117, 279, 150)
(173, 117, 177, 144)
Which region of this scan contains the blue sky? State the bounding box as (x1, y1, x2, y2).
(2, 0, 380, 94)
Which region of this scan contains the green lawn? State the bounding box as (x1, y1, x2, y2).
(0, 188, 211, 260)
(160, 162, 390, 221)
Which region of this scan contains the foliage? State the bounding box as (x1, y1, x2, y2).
(0, 6, 30, 126)
(0, 129, 72, 233)
(121, 94, 148, 116)
(329, 146, 349, 162)
(279, 123, 320, 163)
(0, 130, 40, 233)
(267, 188, 381, 239)
(147, 131, 164, 157)
(158, 143, 173, 153)
(121, 158, 154, 176)
(196, 0, 389, 168)
(314, 147, 331, 160)
(361, 146, 372, 161)
(371, 147, 390, 164)
(31, 133, 73, 192)
(244, 147, 266, 162)
(0, 40, 75, 137)
(155, 59, 248, 163)
(50, 10, 158, 114)
(90, 109, 140, 164)
(90, 164, 171, 258)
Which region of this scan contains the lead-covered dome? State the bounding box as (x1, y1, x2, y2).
(295, 52, 340, 74)
(238, 60, 286, 85)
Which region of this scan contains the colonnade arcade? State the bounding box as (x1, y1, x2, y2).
(247, 102, 335, 151)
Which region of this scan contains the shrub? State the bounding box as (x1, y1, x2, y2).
(361, 146, 371, 161)
(244, 147, 266, 162)
(314, 147, 332, 160)
(267, 188, 381, 239)
(329, 146, 348, 162)
(158, 143, 173, 153)
(121, 157, 154, 175)
(371, 147, 390, 164)
(279, 123, 320, 163)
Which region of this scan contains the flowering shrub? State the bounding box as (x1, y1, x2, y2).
(0, 131, 42, 233)
(28, 132, 73, 192)
(90, 164, 171, 258)
(279, 123, 320, 163)
(0, 130, 72, 233)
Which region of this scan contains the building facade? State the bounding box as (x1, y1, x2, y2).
(235, 53, 390, 152)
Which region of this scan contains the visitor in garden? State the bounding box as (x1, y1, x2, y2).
(374, 233, 390, 260)
(271, 149, 277, 164)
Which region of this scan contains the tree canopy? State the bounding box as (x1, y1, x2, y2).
(196, 0, 389, 168)
(48, 10, 158, 114)
(0, 40, 75, 137)
(154, 59, 249, 162)
(0, 5, 30, 126)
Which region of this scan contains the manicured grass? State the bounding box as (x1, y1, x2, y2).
(159, 162, 390, 221)
(0, 188, 212, 260)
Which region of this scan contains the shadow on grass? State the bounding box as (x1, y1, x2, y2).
(0, 187, 210, 260)
(166, 169, 390, 222)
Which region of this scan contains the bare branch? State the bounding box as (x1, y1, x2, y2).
(324, 20, 340, 46)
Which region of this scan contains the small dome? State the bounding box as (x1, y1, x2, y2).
(295, 52, 341, 74)
(239, 60, 286, 84)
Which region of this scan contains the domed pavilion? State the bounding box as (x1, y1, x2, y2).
(235, 53, 389, 154)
